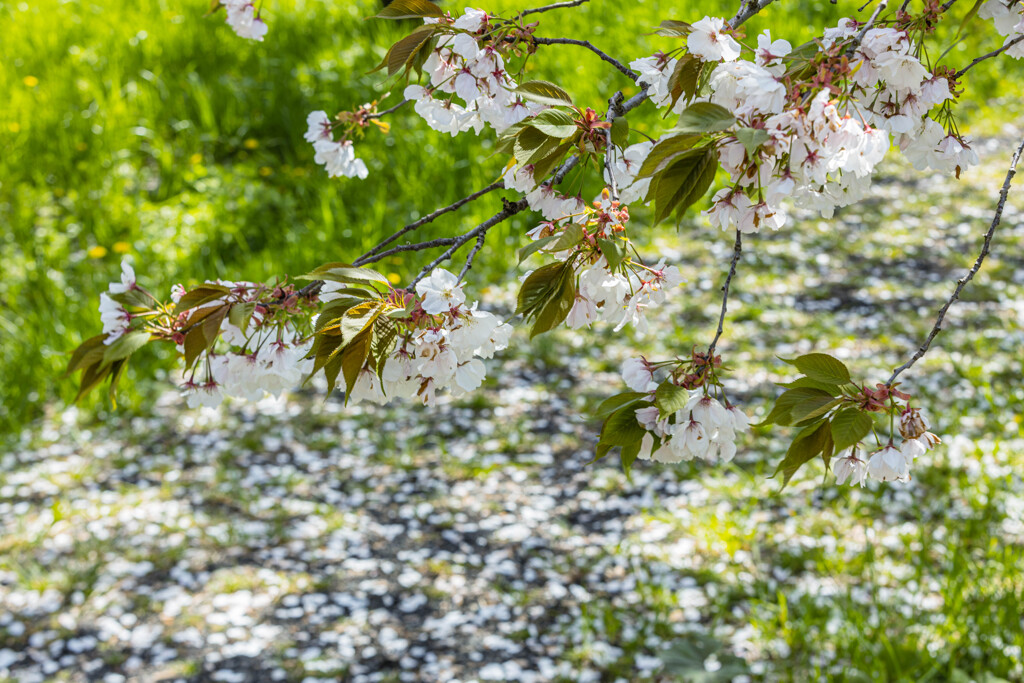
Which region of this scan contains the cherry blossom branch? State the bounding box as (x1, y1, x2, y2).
(728, 0, 776, 27)
(531, 37, 639, 81)
(458, 232, 488, 281)
(356, 179, 506, 263)
(707, 230, 743, 356)
(518, 0, 591, 18)
(408, 155, 583, 288)
(354, 236, 460, 266)
(851, 0, 890, 52)
(886, 134, 1024, 385)
(954, 35, 1024, 79)
(366, 99, 410, 119)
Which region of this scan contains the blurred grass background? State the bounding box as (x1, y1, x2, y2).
(0, 0, 1019, 432)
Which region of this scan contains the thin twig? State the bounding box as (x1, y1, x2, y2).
(356, 179, 505, 262)
(458, 232, 488, 281)
(531, 37, 639, 81)
(850, 0, 890, 53)
(366, 99, 410, 120)
(604, 91, 626, 201)
(355, 236, 459, 266)
(408, 155, 583, 289)
(728, 0, 776, 27)
(886, 135, 1024, 385)
(518, 0, 591, 18)
(708, 231, 743, 356)
(954, 35, 1024, 79)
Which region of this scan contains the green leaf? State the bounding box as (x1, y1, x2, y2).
(594, 392, 648, 419)
(600, 404, 647, 446)
(773, 419, 832, 489)
(530, 140, 573, 181)
(651, 19, 693, 37)
(596, 237, 627, 272)
(228, 302, 256, 332)
(107, 288, 152, 309)
(64, 334, 109, 378)
(620, 437, 644, 476)
(515, 80, 573, 107)
(789, 396, 842, 425)
(653, 147, 718, 225)
(101, 330, 150, 366)
(518, 234, 560, 264)
(530, 264, 575, 338)
(182, 326, 208, 370)
(172, 284, 230, 315)
(334, 301, 384, 343)
(776, 377, 841, 395)
(340, 328, 373, 401)
(734, 127, 770, 156)
(759, 387, 834, 427)
(516, 262, 564, 317)
(301, 263, 390, 287)
(547, 223, 583, 252)
(673, 102, 735, 134)
(75, 360, 112, 403)
(527, 109, 577, 138)
(610, 117, 629, 147)
(831, 406, 873, 453)
(636, 136, 700, 179)
(371, 0, 443, 19)
(654, 381, 689, 418)
(782, 353, 852, 384)
(665, 55, 702, 111)
(588, 441, 614, 465)
(371, 25, 437, 76)
(513, 126, 556, 166)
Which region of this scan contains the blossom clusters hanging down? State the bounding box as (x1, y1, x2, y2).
(403, 10, 542, 136)
(72, 0, 1024, 488)
(517, 188, 684, 336)
(631, 12, 980, 234)
(304, 111, 371, 180)
(615, 353, 751, 465)
(319, 268, 514, 406)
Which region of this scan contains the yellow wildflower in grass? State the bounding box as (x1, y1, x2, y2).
(189, 153, 203, 165)
(113, 242, 131, 254)
(258, 166, 273, 177)
(387, 273, 402, 285)
(8, 123, 20, 133)
(243, 138, 259, 149)
(87, 246, 108, 259)
(23, 76, 39, 87)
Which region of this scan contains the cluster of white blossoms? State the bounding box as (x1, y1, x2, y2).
(178, 284, 313, 409)
(304, 111, 370, 179)
(633, 16, 980, 233)
(325, 269, 513, 406)
(223, 0, 267, 42)
(979, 0, 1024, 58)
(833, 407, 941, 486)
(98, 260, 136, 345)
(603, 141, 655, 205)
(523, 189, 685, 334)
(620, 358, 750, 463)
(568, 258, 684, 334)
(403, 9, 542, 137)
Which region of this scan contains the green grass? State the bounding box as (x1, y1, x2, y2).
(0, 0, 1019, 433)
